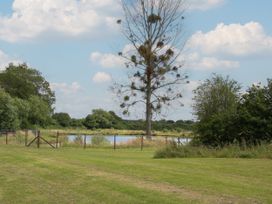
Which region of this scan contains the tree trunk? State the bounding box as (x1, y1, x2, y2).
(146, 96, 152, 139)
(146, 69, 152, 139)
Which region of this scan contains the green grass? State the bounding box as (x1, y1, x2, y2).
(154, 143, 272, 159)
(0, 145, 272, 203)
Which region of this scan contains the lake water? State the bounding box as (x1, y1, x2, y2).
(66, 135, 191, 145)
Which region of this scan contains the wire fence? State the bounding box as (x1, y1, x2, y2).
(0, 130, 192, 150)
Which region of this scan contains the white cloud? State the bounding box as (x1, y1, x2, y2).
(189, 0, 225, 11)
(196, 57, 239, 69)
(181, 21, 272, 71)
(0, 0, 120, 42)
(51, 82, 116, 118)
(91, 43, 239, 72)
(90, 44, 134, 68)
(50, 82, 81, 94)
(91, 21, 272, 72)
(0, 50, 21, 70)
(90, 52, 124, 68)
(189, 22, 272, 56)
(92, 72, 112, 83)
(181, 80, 200, 106)
(183, 52, 239, 70)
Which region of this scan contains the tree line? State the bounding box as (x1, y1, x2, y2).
(52, 109, 194, 131)
(0, 64, 193, 131)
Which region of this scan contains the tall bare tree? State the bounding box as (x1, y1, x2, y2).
(115, 0, 188, 138)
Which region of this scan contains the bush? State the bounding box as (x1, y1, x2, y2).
(91, 136, 110, 146)
(0, 89, 19, 130)
(52, 112, 71, 127)
(154, 142, 272, 159)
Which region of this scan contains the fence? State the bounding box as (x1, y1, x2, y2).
(0, 130, 191, 150)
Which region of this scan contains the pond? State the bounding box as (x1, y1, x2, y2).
(66, 135, 191, 145)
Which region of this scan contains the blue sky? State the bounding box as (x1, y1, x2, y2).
(0, 0, 271, 120)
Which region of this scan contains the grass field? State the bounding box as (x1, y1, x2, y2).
(0, 145, 272, 204)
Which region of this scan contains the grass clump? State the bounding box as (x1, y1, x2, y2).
(91, 135, 110, 146)
(154, 142, 272, 159)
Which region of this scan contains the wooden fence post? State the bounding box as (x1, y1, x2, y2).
(113, 135, 116, 150)
(165, 136, 168, 145)
(177, 137, 181, 145)
(83, 135, 87, 149)
(56, 131, 59, 148)
(140, 135, 144, 151)
(25, 130, 28, 146)
(37, 130, 40, 149)
(5, 132, 8, 145)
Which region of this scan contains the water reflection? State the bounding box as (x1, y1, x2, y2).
(66, 135, 191, 145)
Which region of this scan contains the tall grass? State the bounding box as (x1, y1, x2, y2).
(154, 142, 272, 159)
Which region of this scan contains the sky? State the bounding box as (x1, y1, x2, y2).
(0, 0, 271, 121)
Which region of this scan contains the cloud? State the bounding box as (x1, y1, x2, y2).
(92, 72, 112, 83)
(51, 81, 117, 118)
(0, 50, 21, 70)
(90, 21, 272, 71)
(0, 0, 120, 42)
(181, 80, 201, 107)
(181, 21, 272, 71)
(183, 52, 239, 70)
(195, 57, 239, 69)
(90, 44, 134, 68)
(189, 0, 225, 11)
(189, 22, 272, 56)
(50, 82, 81, 94)
(90, 52, 124, 69)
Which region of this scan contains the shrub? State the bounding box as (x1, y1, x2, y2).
(91, 136, 110, 146)
(154, 142, 272, 159)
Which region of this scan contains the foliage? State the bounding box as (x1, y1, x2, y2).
(193, 74, 241, 121)
(0, 89, 19, 130)
(91, 136, 110, 146)
(154, 142, 272, 159)
(192, 74, 241, 147)
(0, 63, 55, 107)
(70, 118, 84, 128)
(52, 112, 71, 127)
(13, 98, 31, 129)
(80, 109, 194, 131)
(115, 0, 187, 137)
(83, 109, 117, 129)
(28, 96, 52, 127)
(236, 79, 272, 145)
(193, 76, 272, 147)
(0, 63, 56, 129)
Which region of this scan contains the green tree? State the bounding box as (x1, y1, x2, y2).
(0, 63, 55, 107)
(237, 80, 272, 145)
(0, 89, 19, 130)
(52, 112, 71, 127)
(84, 109, 115, 129)
(13, 98, 31, 129)
(70, 118, 84, 128)
(115, 0, 188, 138)
(192, 75, 241, 147)
(28, 96, 52, 127)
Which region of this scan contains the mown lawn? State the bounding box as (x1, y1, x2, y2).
(0, 145, 271, 204)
